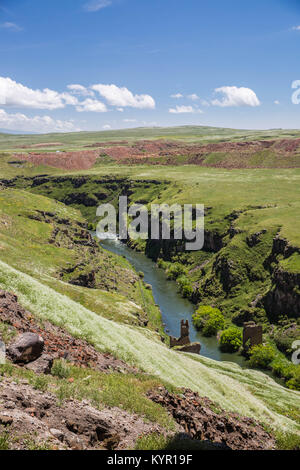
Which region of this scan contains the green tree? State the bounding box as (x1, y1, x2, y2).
(248, 344, 276, 369)
(192, 306, 225, 337)
(219, 327, 242, 353)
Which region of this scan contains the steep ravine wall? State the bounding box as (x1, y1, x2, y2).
(1, 174, 299, 321)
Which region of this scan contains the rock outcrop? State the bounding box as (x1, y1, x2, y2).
(8, 333, 44, 364)
(148, 387, 276, 451)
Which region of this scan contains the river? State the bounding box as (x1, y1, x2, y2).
(97, 237, 245, 365)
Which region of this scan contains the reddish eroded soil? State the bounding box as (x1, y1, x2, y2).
(12, 138, 300, 170)
(86, 141, 129, 147)
(14, 150, 98, 170)
(100, 138, 300, 168)
(0, 290, 138, 374)
(16, 142, 63, 149)
(0, 378, 165, 450)
(148, 387, 276, 451)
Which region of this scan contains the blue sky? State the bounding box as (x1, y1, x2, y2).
(0, 0, 300, 132)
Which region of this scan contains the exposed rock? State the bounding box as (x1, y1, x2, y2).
(242, 322, 263, 349)
(148, 387, 276, 451)
(70, 270, 96, 288)
(14, 150, 97, 171)
(0, 290, 139, 374)
(264, 267, 300, 319)
(174, 343, 201, 354)
(8, 332, 44, 364)
(246, 230, 267, 247)
(49, 428, 65, 442)
(0, 378, 167, 450)
(25, 354, 54, 374)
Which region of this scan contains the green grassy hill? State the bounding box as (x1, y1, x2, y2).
(1, 125, 300, 151)
(0, 127, 299, 447)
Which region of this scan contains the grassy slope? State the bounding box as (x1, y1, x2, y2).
(0, 189, 163, 332)
(67, 165, 300, 249)
(0, 129, 299, 436)
(1, 125, 300, 151)
(0, 258, 299, 435)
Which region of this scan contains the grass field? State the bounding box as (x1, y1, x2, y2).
(1, 125, 300, 151)
(0, 257, 299, 436)
(0, 126, 299, 442)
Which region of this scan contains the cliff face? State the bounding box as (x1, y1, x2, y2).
(264, 267, 300, 319)
(263, 236, 300, 320)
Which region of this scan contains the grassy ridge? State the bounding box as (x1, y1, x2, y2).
(0, 189, 163, 333)
(0, 258, 299, 435)
(1, 125, 300, 151)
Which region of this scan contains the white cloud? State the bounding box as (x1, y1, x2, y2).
(169, 105, 203, 114)
(187, 94, 200, 101)
(292, 26, 300, 31)
(0, 109, 79, 133)
(0, 76, 75, 110)
(123, 118, 137, 122)
(76, 98, 107, 112)
(274, 100, 280, 105)
(67, 84, 94, 97)
(102, 124, 111, 129)
(0, 22, 22, 32)
(211, 86, 261, 107)
(92, 84, 155, 109)
(83, 0, 112, 12)
(170, 93, 183, 99)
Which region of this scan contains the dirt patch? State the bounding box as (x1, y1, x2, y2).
(97, 138, 300, 168)
(0, 378, 164, 450)
(16, 143, 63, 149)
(148, 387, 276, 450)
(0, 290, 139, 374)
(86, 141, 129, 147)
(14, 150, 98, 170)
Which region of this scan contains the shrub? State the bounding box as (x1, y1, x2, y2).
(166, 263, 187, 280)
(274, 324, 300, 357)
(271, 359, 294, 380)
(219, 327, 242, 353)
(51, 359, 71, 379)
(286, 368, 300, 391)
(248, 344, 276, 369)
(177, 276, 193, 299)
(192, 306, 225, 337)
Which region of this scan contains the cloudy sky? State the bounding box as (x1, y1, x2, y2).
(0, 0, 300, 133)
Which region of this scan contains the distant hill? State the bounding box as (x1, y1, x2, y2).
(1, 125, 300, 151)
(0, 129, 37, 135)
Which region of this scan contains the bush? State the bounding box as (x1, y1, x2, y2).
(166, 263, 187, 280)
(248, 344, 276, 369)
(219, 327, 242, 353)
(271, 359, 294, 380)
(177, 276, 193, 299)
(192, 306, 225, 337)
(286, 368, 300, 391)
(274, 324, 300, 357)
(51, 359, 71, 379)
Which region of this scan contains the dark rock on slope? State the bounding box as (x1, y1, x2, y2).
(0, 290, 139, 374)
(148, 387, 276, 451)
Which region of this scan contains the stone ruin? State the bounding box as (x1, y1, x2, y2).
(169, 320, 201, 354)
(243, 321, 263, 349)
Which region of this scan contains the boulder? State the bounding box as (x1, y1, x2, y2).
(25, 354, 53, 374)
(8, 333, 44, 364)
(174, 342, 201, 355)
